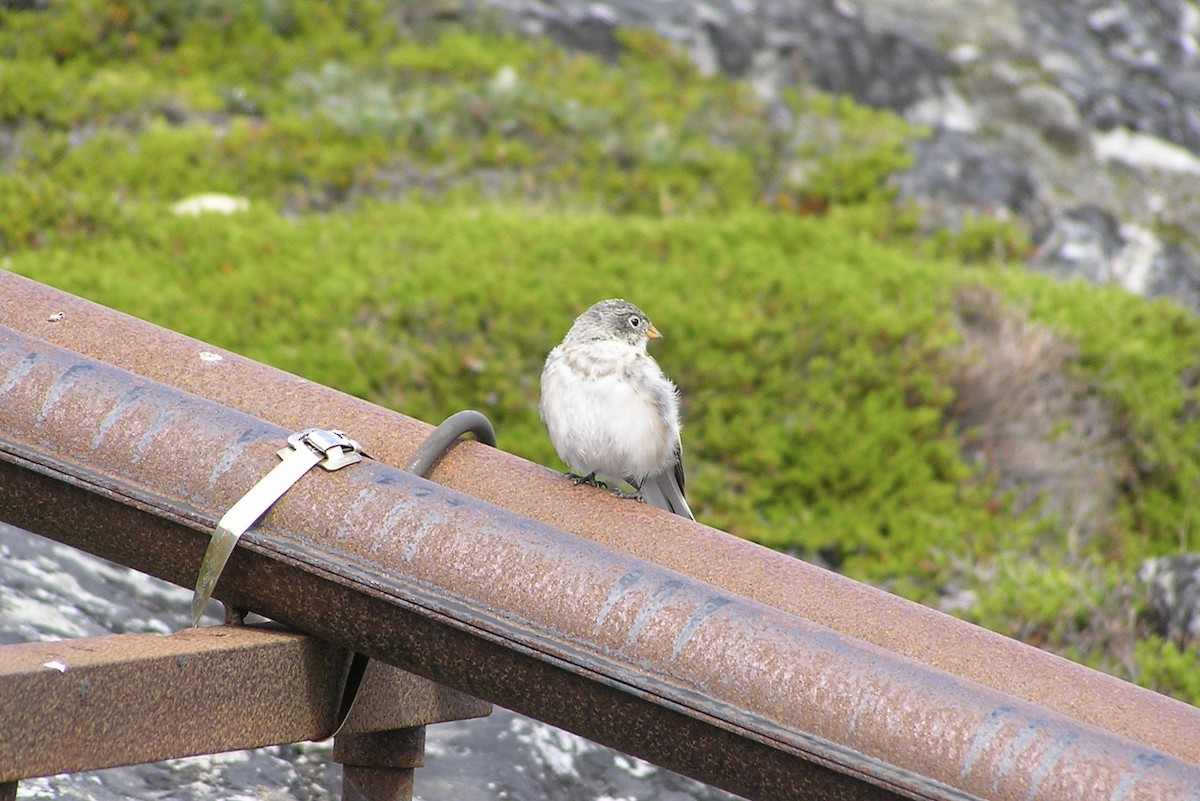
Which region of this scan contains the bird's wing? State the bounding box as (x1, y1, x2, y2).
(672, 440, 686, 494)
(640, 441, 694, 520)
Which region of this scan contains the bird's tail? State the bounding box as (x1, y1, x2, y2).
(641, 468, 694, 520)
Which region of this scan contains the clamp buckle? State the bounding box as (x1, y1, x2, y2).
(280, 428, 363, 471)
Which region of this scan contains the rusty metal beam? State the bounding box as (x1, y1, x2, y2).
(2, 326, 1199, 801)
(0, 625, 489, 782)
(2, 272, 1196, 771)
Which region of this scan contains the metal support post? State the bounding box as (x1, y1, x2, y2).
(334, 728, 427, 801)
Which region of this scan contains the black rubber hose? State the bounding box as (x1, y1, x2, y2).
(405, 409, 497, 477)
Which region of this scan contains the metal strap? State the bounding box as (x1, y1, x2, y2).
(190, 428, 362, 626)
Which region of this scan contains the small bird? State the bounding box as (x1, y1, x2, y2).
(540, 299, 694, 519)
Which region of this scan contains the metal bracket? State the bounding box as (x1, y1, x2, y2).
(190, 429, 363, 626)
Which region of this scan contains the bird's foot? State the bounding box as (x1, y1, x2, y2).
(567, 471, 608, 489)
(614, 489, 646, 503)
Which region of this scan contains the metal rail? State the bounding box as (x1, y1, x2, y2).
(2, 321, 1199, 801)
(0, 625, 489, 781)
(3, 272, 1197, 769)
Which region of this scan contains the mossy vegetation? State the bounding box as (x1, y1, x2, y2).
(3, 1, 1198, 704)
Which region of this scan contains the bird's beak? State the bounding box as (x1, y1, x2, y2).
(646, 324, 663, 340)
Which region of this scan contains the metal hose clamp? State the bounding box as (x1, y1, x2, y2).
(190, 428, 363, 626)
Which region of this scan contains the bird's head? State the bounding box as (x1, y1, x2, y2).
(566, 298, 662, 349)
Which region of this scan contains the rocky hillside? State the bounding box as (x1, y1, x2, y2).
(491, 0, 1200, 307)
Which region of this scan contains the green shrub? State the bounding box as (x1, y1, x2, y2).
(1133, 637, 1200, 705)
(7, 206, 1021, 589)
(0, 4, 915, 247)
(925, 214, 1032, 264)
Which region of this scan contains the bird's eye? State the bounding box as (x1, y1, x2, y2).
(629, 315, 641, 328)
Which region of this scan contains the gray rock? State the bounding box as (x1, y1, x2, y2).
(1030, 204, 1125, 283)
(704, 12, 758, 76)
(542, 11, 621, 60)
(1145, 240, 1200, 309)
(1031, 208, 1200, 305)
(1140, 554, 1200, 646)
(895, 129, 1039, 219)
(1015, 83, 1087, 150)
(1020, 0, 1200, 153)
(489, 0, 953, 110)
(779, 9, 955, 112)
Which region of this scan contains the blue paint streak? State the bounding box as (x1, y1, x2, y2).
(624, 580, 681, 647)
(1109, 752, 1167, 801)
(993, 718, 1048, 793)
(594, 570, 643, 632)
(1022, 731, 1077, 801)
(131, 405, 180, 463)
(670, 595, 733, 660)
(207, 427, 271, 487)
(961, 705, 1016, 779)
(37, 362, 93, 421)
(91, 386, 147, 450)
(0, 351, 38, 397)
(336, 487, 377, 539)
